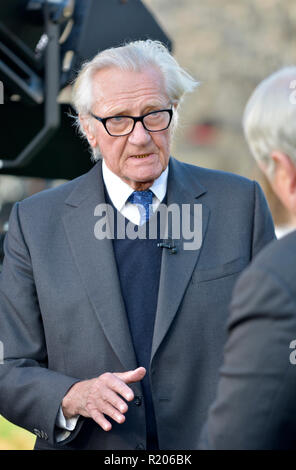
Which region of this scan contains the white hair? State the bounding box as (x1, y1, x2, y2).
(243, 66, 296, 178)
(71, 39, 198, 160)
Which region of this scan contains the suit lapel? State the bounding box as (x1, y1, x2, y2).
(62, 161, 138, 373)
(151, 158, 210, 361)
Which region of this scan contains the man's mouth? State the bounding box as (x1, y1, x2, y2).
(131, 153, 151, 159)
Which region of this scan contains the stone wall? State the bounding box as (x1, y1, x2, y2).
(144, 0, 296, 178)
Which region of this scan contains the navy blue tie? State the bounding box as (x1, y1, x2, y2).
(128, 189, 154, 224)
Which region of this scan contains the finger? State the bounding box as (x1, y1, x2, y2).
(90, 409, 112, 432)
(99, 400, 126, 425)
(100, 373, 135, 402)
(105, 389, 129, 414)
(114, 367, 146, 385)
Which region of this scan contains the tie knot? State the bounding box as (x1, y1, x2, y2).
(127, 189, 154, 224)
(128, 189, 153, 205)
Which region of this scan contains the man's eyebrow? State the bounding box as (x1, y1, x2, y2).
(107, 109, 130, 116)
(142, 103, 170, 113)
(103, 103, 169, 117)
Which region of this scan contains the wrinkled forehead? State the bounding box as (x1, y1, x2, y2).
(91, 66, 169, 114)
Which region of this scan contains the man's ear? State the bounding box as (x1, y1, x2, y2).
(79, 114, 97, 148)
(270, 151, 296, 213)
(271, 151, 296, 189)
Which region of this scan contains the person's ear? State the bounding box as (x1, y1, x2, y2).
(271, 151, 296, 191)
(79, 114, 98, 148)
(270, 151, 296, 213)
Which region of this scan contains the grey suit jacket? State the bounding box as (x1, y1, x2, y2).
(198, 230, 296, 449)
(0, 157, 275, 450)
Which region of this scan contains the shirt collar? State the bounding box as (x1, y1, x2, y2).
(102, 159, 169, 212)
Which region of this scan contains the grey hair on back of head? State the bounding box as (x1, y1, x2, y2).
(243, 66, 296, 178)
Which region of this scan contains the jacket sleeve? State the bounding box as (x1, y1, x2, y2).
(0, 202, 81, 447)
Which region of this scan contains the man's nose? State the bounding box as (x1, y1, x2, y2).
(128, 121, 151, 145)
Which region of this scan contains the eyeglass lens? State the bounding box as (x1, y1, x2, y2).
(106, 110, 171, 136)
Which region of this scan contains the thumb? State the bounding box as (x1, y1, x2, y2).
(114, 367, 146, 384)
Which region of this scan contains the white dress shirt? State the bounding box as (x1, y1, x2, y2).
(275, 224, 296, 239)
(102, 159, 168, 225)
(55, 159, 169, 442)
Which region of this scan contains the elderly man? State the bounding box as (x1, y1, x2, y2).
(199, 67, 296, 449)
(0, 40, 275, 450)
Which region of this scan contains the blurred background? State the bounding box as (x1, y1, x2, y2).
(0, 0, 296, 449)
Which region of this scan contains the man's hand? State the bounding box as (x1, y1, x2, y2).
(61, 367, 146, 431)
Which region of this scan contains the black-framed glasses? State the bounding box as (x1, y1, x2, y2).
(90, 108, 173, 137)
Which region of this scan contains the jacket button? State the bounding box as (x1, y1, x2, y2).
(134, 396, 142, 406)
(135, 443, 145, 450)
